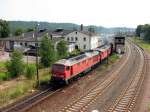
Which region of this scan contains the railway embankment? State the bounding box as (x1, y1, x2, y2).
(0, 52, 120, 111)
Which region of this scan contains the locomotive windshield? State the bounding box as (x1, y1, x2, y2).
(52, 64, 65, 72)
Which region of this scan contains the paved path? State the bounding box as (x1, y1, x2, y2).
(0, 52, 38, 63)
(0, 52, 9, 62)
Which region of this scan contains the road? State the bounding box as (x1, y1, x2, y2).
(0, 52, 38, 63)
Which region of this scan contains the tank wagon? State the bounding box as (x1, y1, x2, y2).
(51, 44, 112, 84)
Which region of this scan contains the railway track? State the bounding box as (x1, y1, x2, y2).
(106, 40, 147, 112)
(58, 42, 133, 112)
(0, 88, 61, 112)
(1, 40, 146, 112)
(0, 47, 127, 112)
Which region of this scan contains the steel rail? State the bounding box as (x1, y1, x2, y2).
(58, 42, 132, 112)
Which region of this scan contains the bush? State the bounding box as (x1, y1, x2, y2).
(5, 51, 25, 78)
(25, 65, 36, 79)
(39, 34, 56, 67)
(56, 40, 68, 59)
(69, 49, 81, 57)
(0, 72, 8, 82)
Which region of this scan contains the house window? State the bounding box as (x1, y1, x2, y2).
(67, 37, 69, 41)
(20, 43, 23, 45)
(83, 45, 86, 49)
(71, 37, 74, 41)
(83, 37, 86, 41)
(25, 42, 27, 46)
(75, 37, 78, 41)
(76, 32, 77, 34)
(35, 43, 38, 46)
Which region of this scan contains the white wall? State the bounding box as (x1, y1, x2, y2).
(65, 31, 91, 51)
(68, 43, 75, 52)
(90, 36, 99, 49)
(65, 31, 100, 51)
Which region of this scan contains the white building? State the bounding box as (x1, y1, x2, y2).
(0, 28, 102, 53)
(64, 30, 100, 51)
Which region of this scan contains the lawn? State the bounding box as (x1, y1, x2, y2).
(132, 37, 150, 53)
(0, 80, 35, 106)
(0, 62, 5, 68)
(0, 72, 7, 82)
(0, 66, 51, 107)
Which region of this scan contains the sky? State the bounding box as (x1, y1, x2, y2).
(0, 0, 150, 28)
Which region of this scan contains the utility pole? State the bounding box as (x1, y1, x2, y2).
(0, 25, 1, 38)
(35, 24, 40, 87)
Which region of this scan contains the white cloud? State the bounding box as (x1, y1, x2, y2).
(0, 0, 150, 27)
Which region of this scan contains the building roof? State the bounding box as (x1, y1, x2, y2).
(0, 29, 99, 42)
(55, 50, 99, 66)
(95, 44, 111, 52)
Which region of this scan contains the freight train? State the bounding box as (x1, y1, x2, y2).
(51, 44, 113, 84)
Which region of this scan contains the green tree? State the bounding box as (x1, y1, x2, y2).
(88, 27, 95, 33)
(5, 51, 25, 78)
(39, 33, 56, 67)
(0, 19, 10, 38)
(26, 28, 34, 32)
(56, 40, 68, 59)
(14, 28, 23, 36)
(136, 25, 143, 36)
(142, 24, 150, 42)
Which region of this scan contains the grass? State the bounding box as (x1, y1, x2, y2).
(0, 62, 7, 83)
(0, 72, 8, 82)
(132, 37, 150, 53)
(39, 73, 50, 85)
(0, 80, 35, 106)
(148, 103, 150, 112)
(0, 64, 50, 107)
(109, 53, 120, 63)
(0, 62, 5, 68)
(99, 53, 120, 70)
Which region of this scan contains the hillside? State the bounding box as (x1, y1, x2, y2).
(8, 21, 135, 34)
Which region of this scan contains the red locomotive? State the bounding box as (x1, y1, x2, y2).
(51, 44, 112, 84)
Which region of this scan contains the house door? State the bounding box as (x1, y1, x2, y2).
(10, 41, 14, 51)
(75, 45, 78, 50)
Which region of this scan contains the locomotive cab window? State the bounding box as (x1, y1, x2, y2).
(66, 66, 70, 70)
(52, 65, 64, 72)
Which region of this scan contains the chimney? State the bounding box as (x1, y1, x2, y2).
(32, 32, 35, 38)
(50, 34, 53, 40)
(80, 24, 83, 31)
(22, 33, 24, 38)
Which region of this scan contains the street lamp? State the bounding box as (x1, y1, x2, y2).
(35, 23, 40, 87)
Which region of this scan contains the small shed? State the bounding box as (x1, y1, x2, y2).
(114, 36, 125, 54)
